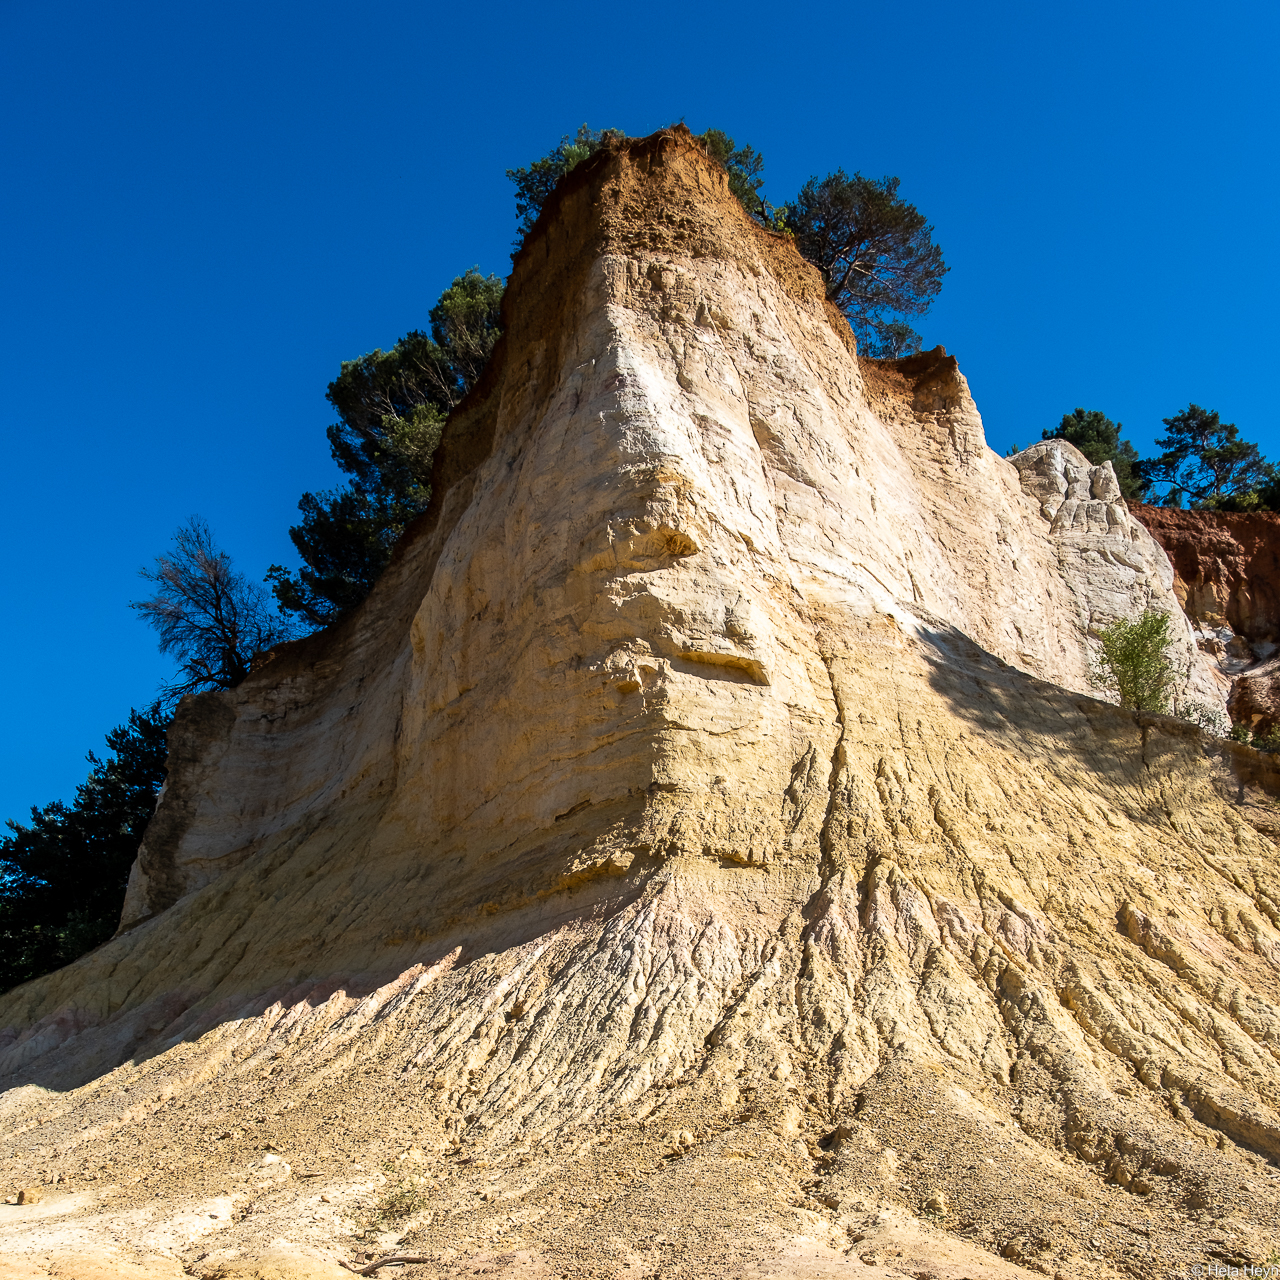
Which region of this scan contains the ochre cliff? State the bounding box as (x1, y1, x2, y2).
(1133, 503, 1280, 735)
(1133, 505, 1280, 639)
(0, 129, 1276, 1280)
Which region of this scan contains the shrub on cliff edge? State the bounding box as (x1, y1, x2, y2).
(506, 125, 625, 250)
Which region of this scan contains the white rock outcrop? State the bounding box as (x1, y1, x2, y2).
(1010, 439, 1224, 709)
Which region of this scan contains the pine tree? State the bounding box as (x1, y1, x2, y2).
(0, 709, 168, 991)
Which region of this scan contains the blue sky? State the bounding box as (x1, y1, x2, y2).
(2, 0, 1277, 825)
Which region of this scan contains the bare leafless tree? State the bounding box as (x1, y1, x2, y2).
(132, 517, 296, 705)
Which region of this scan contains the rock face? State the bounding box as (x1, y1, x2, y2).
(1135, 505, 1280, 639)
(1008, 441, 1222, 710)
(0, 128, 1276, 1280)
(1134, 504, 1280, 733)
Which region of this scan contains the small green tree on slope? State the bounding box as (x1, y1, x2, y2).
(1090, 609, 1176, 712)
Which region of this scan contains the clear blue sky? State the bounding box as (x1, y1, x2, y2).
(2, 0, 1277, 826)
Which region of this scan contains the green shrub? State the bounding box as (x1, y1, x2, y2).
(1089, 609, 1176, 712)
(1227, 722, 1280, 752)
(1179, 700, 1228, 737)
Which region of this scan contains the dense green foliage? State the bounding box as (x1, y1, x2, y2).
(1042, 408, 1149, 500)
(1231, 722, 1280, 752)
(1090, 609, 1176, 712)
(0, 709, 168, 992)
(781, 172, 947, 358)
(133, 516, 296, 703)
(1146, 404, 1276, 510)
(269, 269, 503, 626)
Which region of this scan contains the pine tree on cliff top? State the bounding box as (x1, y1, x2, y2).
(780, 171, 948, 358)
(268, 268, 504, 627)
(1145, 404, 1276, 510)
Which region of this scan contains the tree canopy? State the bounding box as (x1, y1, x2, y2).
(781, 171, 947, 358)
(1043, 408, 1149, 500)
(0, 707, 168, 992)
(269, 268, 503, 626)
(132, 516, 296, 704)
(1146, 404, 1275, 509)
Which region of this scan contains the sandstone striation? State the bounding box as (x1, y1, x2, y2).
(0, 128, 1276, 1280)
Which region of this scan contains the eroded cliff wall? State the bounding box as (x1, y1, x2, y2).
(1134, 503, 1280, 734)
(0, 128, 1275, 1280)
